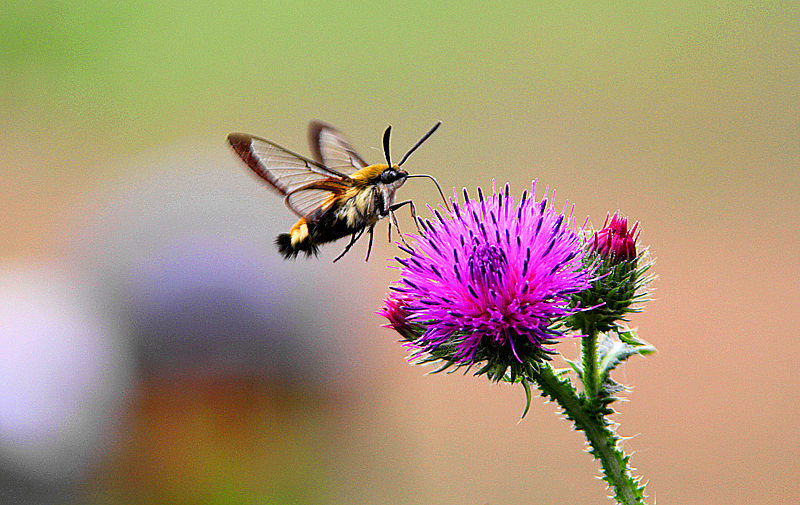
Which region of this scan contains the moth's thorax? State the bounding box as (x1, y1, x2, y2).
(350, 164, 390, 185)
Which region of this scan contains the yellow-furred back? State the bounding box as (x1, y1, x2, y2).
(349, 164, 390, 185)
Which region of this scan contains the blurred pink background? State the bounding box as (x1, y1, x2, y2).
(2, 2, 798, 504)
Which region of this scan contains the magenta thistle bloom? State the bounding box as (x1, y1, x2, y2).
(381, 182, 594, 380)
(591, 211, 639, 262)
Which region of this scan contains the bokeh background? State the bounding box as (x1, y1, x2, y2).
(2, 2, 798, 504)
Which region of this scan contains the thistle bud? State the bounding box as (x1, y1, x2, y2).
(567, 212, 653, 333)
(590, 211, 639, 262)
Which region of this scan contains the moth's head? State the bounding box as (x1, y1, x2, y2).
(379, 166, 408, 184)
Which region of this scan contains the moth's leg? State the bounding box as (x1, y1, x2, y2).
(389, 200, 421, 237)
(364, 225, 376, 262)
(333, 228, 365, 263)
(388, 209, 408, 247)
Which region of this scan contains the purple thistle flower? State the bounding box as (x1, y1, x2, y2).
(381, 182, 594, 379)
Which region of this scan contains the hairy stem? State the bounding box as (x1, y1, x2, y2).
(528, 363, 644, 505)
(581, 325, 599, 402)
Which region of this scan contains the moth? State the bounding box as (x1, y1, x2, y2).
(227, 121, 446, 261)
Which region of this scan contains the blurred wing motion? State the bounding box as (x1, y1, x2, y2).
(308, 121, 368, 175)
(227, 133, 352, 218)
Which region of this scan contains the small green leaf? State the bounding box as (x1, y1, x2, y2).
(520, 378, 532, 420)
(618, 328, 657, 354)
(597, 328, 656, 387)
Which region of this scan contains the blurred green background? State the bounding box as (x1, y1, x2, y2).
(2, 1, 798, 504)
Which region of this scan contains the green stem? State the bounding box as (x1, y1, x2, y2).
(582, 325, 599, 402)
(528, 363, 645, 505)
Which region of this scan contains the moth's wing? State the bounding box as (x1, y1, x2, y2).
(308, 121, 368, 176)
(228, 133, 351, 200)
(284, 189, 332, 219)
(284, 179, 349, 218)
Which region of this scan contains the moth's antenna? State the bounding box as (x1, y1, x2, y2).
(383, 125, 392, 166)
(406, 174, 451, 211)
(398, 121, 441, 167)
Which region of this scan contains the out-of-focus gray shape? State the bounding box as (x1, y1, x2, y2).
(126, 236, 320, 383)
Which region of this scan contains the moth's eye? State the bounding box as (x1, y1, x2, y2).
(380, 169, 399, 184)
